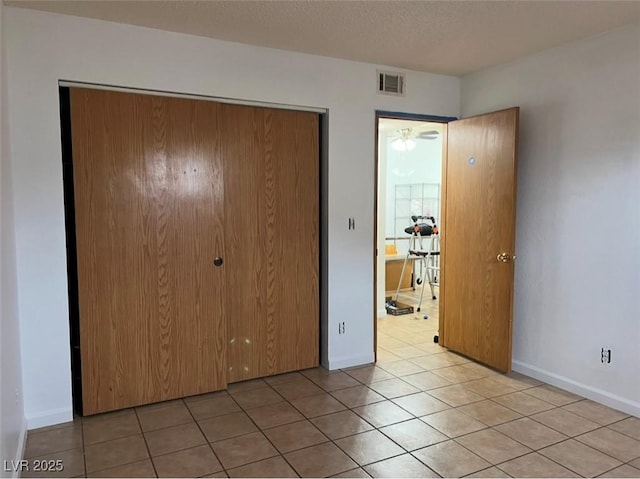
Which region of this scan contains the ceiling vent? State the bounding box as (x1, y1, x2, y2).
(377, 71, 405, 96)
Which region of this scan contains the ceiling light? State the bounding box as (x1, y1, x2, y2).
(392, 138, 416, 151)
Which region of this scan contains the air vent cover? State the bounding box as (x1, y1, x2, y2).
(377, 71, 405, 96)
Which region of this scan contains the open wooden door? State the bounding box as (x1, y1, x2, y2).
(440, 108, 519, 372)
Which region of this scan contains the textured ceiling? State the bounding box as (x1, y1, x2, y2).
(6, 0, 640, 75)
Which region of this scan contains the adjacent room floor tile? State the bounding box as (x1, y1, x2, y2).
(226, 378, 268, 393)
(412, 440, 490, 478)
(367, 378, 421, 399)
(262, 420, 328, 453)
(343, 366, 395, 384)
(290, 392, 346, 417)
(575, 427, 640, 462)
(85, 435, 149, 473)
(91, 459, 156, 478)
(363, 453, 439, 478)
(311, 410, 374, 440)
(427, 384, 485, 407)
(464, 466, 511, 478)
(538, 439, 622, 477)
(24, 424, 83, 458)
(392, 392, 450, 416)
(331, 467, 371, 478)
(431, 364, 487, 383)
(263, 371, 305, 385)
(562, 399, 628, 425)
(82, 413, 140, 446)
(492, 391, 555, 415)
(211, 432, 279, 469)
(245, 402, 304, 429)
(331, 385, 386, 408)
(379, 418, 447, 451)
(463, 377, 519, 398)
(308, 371, 360, 391)
(531, 408, 600, 436)
(598, 464, 640, 478)
(271, 377, 325, 401)
(401, 371, 452, 390)
(497, 452, 580, 478)
(608, 416, 640, 441)
(229, 387, 284, 410)
(227, 456, 298, 478)
(285, 442, 358, 477)
(152, 444, 222, 478)
(525, 385, 583, 406)
(21, 448, 85, 478)
(352, 400, 414, 428)
(421, 408, 486, 437)
(136, 403, 193, 432)
(198, 411, 258, 443)
(334, 430, 404, 466)
(410, 352, 468, 370)
(457, 399, 522, 426)
(456, 428, 531, 464)
(185, 395, 241, 420)
(378, 360, 426, 377)
(495, 417, 568, 449)
(144, 422, 206, 457)
(183, 389, 229, 404)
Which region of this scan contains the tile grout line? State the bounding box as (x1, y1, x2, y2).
(182, 394, 231, 477)
(134, 401, 160, 478)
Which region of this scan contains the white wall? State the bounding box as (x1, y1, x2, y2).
(1, 1, 26, 473)
(4, 7, 460, 428)
(462, 24, 640, 415)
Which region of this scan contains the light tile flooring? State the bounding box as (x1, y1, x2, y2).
(23, 296, 640, 478)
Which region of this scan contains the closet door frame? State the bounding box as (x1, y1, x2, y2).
(59, 83, 327, 414)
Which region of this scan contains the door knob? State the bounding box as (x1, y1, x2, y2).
(497, 252, 515, 263)
(213, 257, 224, 267)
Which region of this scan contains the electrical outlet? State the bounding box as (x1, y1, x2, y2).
(338, 322, 345, 334)
(15, 389, 19, 406)
(601, 347, 611, 364)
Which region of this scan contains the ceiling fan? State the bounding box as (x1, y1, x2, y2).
(390, 127, 439, 151)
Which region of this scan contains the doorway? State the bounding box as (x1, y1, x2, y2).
(374, 108, 520, 373)
(375, 114, 448, 362)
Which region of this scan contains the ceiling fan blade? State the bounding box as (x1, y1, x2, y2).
(416, 130, 439, 139)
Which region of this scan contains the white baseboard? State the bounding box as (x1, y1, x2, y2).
(26, 408, 73, 430)
(327, 353, 375, 371)
(14, 416, 27, 478)
(512, 360, 640, 418)
(377, 308, 387, 318)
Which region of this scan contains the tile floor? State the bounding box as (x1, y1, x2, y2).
(22, 301, 640, 478)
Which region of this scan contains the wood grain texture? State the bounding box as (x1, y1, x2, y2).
(441, 108, 519, 372)
(71, 89, 227, 414)
(223, 104, 319, 382)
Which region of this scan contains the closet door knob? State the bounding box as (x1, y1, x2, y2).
(213, 257, 224, 267)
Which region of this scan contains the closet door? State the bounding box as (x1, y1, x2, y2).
(223, 104, 319, 382)
(71, 89, 227, 414)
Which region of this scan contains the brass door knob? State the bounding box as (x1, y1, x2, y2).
(497, 252, 516, 263)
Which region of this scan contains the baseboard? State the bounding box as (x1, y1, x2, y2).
(327, 352, 375, 371)
(377, 308, 387, 318)
(13, 416, 27, 478)
(512, 360, 640, 417)
(26, 407, 73, 430)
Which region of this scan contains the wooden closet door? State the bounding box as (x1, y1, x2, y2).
(71, 89, 227, 414)
(223, 104, 319, 382)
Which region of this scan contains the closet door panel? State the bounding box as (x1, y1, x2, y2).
(223, 105, 319, 382)
(71, 89, 226, 414)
